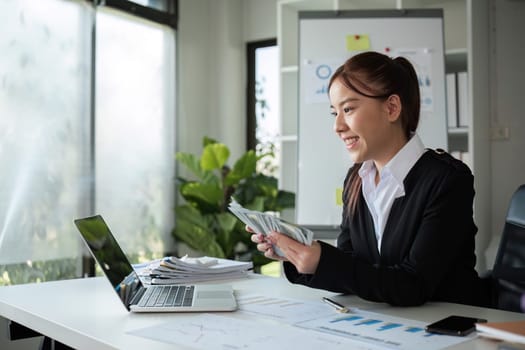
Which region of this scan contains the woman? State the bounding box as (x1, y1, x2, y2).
(249, 51, 496, 308)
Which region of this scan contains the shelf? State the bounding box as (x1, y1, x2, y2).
(276, 134, 298, 142)
(448, 127, 469, 135)
(278, 0, 335, 11)
(281, 65, 298, 73)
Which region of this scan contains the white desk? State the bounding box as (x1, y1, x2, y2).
(0, 274, 523, 350)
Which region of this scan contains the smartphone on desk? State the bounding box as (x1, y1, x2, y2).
(425, 315, 487, 336)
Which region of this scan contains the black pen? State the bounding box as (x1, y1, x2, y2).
(322, 297, 349, 313)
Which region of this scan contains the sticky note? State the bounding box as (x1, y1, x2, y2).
(336, 188, 343, 206)
(346, 34, 370, 51)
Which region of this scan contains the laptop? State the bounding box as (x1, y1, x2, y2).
(74, 215, 237, 312)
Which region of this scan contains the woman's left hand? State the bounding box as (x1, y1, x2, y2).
(267, 231, 321, 274)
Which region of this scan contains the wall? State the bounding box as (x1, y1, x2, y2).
(177, 0, 277, 163)
(243, 0, 278, 42)
(486, 0, 525, 266)
(419, 0, 467, 50)
(468, 0, 492, 271)
(177, 0, 278, 165)
(177, 0, 245, 162)
(177, 0, 213, 156)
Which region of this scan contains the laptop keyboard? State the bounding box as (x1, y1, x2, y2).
(138, 285, 195, 308)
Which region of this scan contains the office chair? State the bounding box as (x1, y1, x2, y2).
(492, 184, 525, 312)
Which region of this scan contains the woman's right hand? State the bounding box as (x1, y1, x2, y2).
(246, 226, 288, 261)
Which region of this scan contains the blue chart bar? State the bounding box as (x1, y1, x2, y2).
(405, 327, 424, 333)
(378, 323, 402, 331)
(355, 319, 382, 326)
(330, 315, 363, 323)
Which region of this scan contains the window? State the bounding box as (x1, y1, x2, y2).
(95, 7, 175, 261)
(0, 0, 91, 284)
(246, 39, 280, 177)
(0, 0, 177, 285)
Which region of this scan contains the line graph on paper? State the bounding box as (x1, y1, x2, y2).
(128, 314, 373, 350)
(168, 322, 228, 345)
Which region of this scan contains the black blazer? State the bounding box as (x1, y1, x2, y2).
(284, 150, 496, 307)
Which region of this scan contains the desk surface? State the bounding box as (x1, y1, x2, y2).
(0, 274, 524, 350)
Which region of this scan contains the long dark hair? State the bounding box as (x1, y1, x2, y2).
(329, 51, 421, 215)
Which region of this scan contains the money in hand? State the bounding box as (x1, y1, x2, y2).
(228, 198, 313, 257)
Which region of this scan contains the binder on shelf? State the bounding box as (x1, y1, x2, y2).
(457, 71, 469, 127)
(446, 73, 458, 129)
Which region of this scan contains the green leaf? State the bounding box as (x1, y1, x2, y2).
(203, 136, 218, 147)
(244, 196, 266, 212)
(180, 182, 223, 208)
(225, 150, 256, 186)
(174, 205, 207, 227)
(216, 212, 238, 233)
(201, 170, 220, 185)
(175, 152, 206, 179)
(215, 213, 241, 258)
(201, 143, 230, 171)
(173, 205, 225, 258)
(173, 222, 225, 258)
(277, 190, 295, 208)
(267, 190, 295, 211)
(233, 174, 278, 205)
(253, 174, 278, 197)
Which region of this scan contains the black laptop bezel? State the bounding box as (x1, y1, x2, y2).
(74, 215, 146, 311)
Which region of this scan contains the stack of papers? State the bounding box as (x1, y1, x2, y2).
(134, 255, 253, 285)
(228, 198, 314, 256)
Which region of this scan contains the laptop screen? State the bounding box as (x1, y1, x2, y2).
(74, 215, 143, 310)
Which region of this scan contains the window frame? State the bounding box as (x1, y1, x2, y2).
(246, 38, 277, 151)
(88, 0, 178, 29)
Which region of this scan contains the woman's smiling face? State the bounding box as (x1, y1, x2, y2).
(329, 76, 397, 167)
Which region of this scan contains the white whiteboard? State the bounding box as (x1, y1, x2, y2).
(296, 9, 447, 227)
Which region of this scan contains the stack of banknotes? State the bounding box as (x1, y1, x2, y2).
(228, 198, 314, 257)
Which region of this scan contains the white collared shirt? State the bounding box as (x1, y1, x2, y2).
(358, 134, 426, 253)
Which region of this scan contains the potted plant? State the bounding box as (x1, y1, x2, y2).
(172, 137, 295, 268)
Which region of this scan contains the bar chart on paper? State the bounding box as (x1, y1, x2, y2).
(295, 310, 474, 350)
